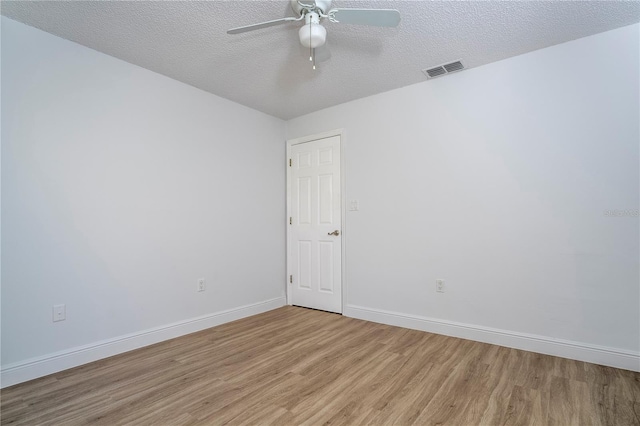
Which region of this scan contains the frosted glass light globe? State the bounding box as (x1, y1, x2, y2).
(299, 22, 327, 48)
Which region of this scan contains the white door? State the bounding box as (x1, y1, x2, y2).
(288, 135, 342, 313)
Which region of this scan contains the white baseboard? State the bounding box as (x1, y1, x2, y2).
(343, 304, 640, 372)
(1, 297, 286, 388)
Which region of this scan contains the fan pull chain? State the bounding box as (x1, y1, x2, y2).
(309, 19, 312, 62)
(311, 18, 316, 70)
(306, 12, 317, 70)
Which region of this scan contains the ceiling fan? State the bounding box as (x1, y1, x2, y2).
(227, 0, 401, 69)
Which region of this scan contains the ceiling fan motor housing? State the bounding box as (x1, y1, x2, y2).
(291, 0, 332, 15)
(299, 12, 327, 48)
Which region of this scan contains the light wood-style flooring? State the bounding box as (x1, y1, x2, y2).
(2, 306, 639, 425)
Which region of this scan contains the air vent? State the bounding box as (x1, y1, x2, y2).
(443, 61, 464, 73)
(422, 60, 465, 79)
(425, 66, 446, 78)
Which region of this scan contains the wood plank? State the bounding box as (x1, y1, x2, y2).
(2, 306, 638, 425)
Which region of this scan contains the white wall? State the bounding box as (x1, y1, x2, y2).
(3, 15, 638, 386)
(1, 17, 286, 385)
(288, 24, 640, 369)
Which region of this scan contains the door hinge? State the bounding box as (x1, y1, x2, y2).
(289, 217, 292, 225)
(289, 275, 293, 283)
(289, 158, 292, 167)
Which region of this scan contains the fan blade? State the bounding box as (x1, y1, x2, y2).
(227, 17, 298, 34)
(315, 42, 331, 63)
(330, 9, 400, 27)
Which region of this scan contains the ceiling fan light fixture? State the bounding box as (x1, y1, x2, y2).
(299, 23, 326, 48)
(299, 13, 327, 48)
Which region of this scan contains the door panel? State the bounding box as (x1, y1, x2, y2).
(289, 135, 342, 313)
(298, 240, 312, 289)
(319, 174, 333, 224)
(298, 176, 311, 224)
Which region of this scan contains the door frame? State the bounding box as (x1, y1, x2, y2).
(286, 129, 346, 312)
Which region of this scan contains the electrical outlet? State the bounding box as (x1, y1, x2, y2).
(197, 278, 206, 292)
(349, 200, 360, 211)
(436, 279, 445, 293)
(53, 304, 66, 322)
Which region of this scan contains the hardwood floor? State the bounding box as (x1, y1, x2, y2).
(2, 306, 639, 425)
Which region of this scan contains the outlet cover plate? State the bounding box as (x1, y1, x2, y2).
(53, 304, 66, 322)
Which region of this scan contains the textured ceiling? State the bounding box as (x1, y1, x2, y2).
(2, 1, 639, 120)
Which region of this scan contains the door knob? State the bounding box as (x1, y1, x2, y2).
(328, 230, 340, 236)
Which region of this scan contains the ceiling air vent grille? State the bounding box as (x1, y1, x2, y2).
(425, 66, 446, 78)
(423, 60, 465, 79)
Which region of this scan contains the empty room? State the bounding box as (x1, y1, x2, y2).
(1, 0, 639, 424)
